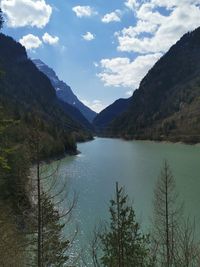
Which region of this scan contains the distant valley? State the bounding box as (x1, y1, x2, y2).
(33, 59, 96, 123)
(93, 97, 131, 134)
(0, 33, 93, 159)
(95, 27, 200, 144)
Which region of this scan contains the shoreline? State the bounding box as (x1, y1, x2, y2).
(94, 135, 200, 146)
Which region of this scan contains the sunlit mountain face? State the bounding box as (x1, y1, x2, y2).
(1, 2, 200, 267)
(2, 0, 200, 113)
(33, 59, 96, 122)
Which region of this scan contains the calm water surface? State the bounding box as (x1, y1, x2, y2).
(55, 137, 200, 257)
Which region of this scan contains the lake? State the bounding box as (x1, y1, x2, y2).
(53, 137, 200, 263)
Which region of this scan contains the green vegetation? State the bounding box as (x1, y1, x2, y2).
(0, 204, 29, 266)
(1, 106, 200, 266)
(99, 27, 200, 144)
(89, 163, 200, 267)
(40, 195, 70, 266)
(29, 128, 77, 267)
(99, 183, 151, 267)
(0, 32, 93, 159)
(0, 9, 200, 267)
(0, 110, 31, 266)
(151, 161, 200, 266)
(93, 98, 131, 134)
(0, 10, 90, 266)
(0, 110, 10, 170)
(0, 117, 77, 266)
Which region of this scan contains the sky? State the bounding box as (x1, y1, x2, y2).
(1, 0, 200, 112)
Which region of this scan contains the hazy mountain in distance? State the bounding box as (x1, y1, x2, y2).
(0, 33, 93, 157)
(93, 98, 131, 134)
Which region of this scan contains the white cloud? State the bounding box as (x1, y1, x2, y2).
(98, 1, 200, 89)
(81, 99, 105, 113)
(82, 32, 95, 41)
(125, 0, 139, 10)
(1, 0, 52, 28)
(151, 0, 200, 9)
(117, 1, 200, 54)
(98, 53, 162, 88)
(102, 10, 121, 23)
(19, 34, 42, 50)
(125, 90, 133, 97)
(42, 32, 59, 45)
(93, 62, 99, 67)
(72, 6, 96, 17)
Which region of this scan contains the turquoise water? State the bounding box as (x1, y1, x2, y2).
(54, 138, 200, 262)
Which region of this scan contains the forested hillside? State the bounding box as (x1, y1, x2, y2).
(93, 97, 131, 134)
(0, 26, 93, 266)
(103, 27, 200, 143)
(0, 33, 93, 158)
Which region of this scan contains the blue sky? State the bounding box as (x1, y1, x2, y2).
(1, 0, 200, 112)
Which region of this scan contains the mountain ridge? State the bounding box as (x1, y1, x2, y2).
(33, 59, 97, 123)
(93, 97, 131, 133)
(0, 33, 92, 157)
(98, 27, 200, 143)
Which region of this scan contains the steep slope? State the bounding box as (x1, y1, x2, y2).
(93, 98, 131, 133)
(58, 99, 93, 131)
(0, 33, 92, 157)
(108, 27, 200, 143)
(33, 59, 96, 123)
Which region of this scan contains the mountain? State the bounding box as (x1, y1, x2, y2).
(0, 33, 92, 157)
(58, 99, 93, 131)
(105, 27, 200, 143)
(33, 59, 96, 123)
(93, 97, 131, 134)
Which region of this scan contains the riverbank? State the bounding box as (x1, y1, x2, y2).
(95, 133, 200, 145)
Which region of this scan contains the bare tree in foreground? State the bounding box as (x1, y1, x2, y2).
(28, 127, 78, 267)
(151, 161, 200, 267)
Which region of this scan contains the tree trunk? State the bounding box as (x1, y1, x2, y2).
(37, 144, 42, 267)
(116, 182, 122, 267)
(165, 164, 170, 267)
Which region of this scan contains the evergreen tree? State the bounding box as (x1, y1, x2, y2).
(100, 182, 150, 267)
(41, 194, 70, 266)
(0, 109, 11, 171)
(0, 204, 28, 267)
